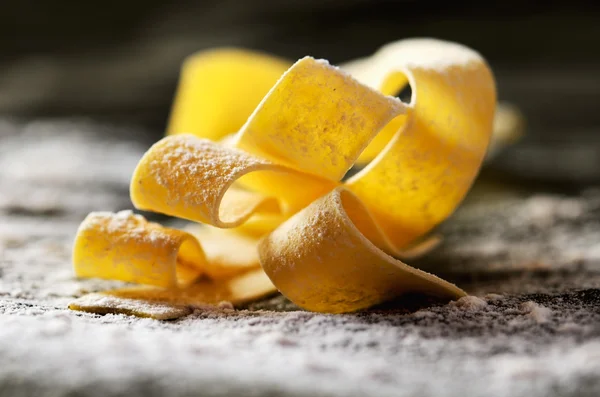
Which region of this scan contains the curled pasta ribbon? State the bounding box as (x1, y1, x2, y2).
(259, 188, 465, 313)
(71, 211, 276, 318)
(73, 211, 205, 288)
(72, 38, 497, 316)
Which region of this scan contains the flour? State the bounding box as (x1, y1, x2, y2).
(422, 188, 600, 274)
(2, 118, 600, 397)
(451, 295, 488, 311)
(140, 135, 271, 220)
(520, 301, 553, 324)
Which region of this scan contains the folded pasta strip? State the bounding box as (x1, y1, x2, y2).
(71, 38, 500, 319)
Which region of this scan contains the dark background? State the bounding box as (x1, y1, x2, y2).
(1, 0, 599, 183)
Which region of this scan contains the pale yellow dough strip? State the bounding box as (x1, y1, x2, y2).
(126, 43, 489, 312)
(260, 188, 465, 313)
(71, 211, 277, 318)
(72, 211, 205, 288)
(72, 38, 499, 316)
(168, 48, 290, 140)
(69, 268, 275, 320)
(346, 39, 496, 250)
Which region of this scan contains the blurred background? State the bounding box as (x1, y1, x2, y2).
(1, 0, 599, 185)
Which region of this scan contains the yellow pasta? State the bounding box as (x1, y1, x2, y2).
(69, 268, 276, 320)
(71, 212, 278, 318)
(71, 38, 498, 318)
(259, 188, 465, 313)
(167, 49, 290, 141)
(73, 211, 205, 288)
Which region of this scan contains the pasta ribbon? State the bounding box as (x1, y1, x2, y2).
(71, 38, 498, 318)
(259, 188, 466, 313)
(71, 212, 277, 317)
(73, 211, 205, 288)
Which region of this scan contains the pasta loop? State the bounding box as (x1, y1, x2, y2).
(72, 211, 205, 288)
(72, 38, 498, 316)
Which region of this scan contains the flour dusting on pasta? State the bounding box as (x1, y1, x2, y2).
(71, 38, 497, 318)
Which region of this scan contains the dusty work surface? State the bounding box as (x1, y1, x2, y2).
(1, 119, 599, 397)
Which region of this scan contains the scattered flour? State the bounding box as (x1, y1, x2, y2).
(451, 295, 488, 311)
(520, 301, 552, 324)
(2, 118, 600, 396)
(484, 293, 505, 301)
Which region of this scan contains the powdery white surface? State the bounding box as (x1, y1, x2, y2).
(0, 119, 147, 218)
(422, 188, 600, 274)
(450, 295, 488, 311)
(1, 295, 600, 397)
(2, 119, 600, 397)
(520, 301, 553, 324)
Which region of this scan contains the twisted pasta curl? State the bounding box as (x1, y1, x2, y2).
(71, 39, 496, 318)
